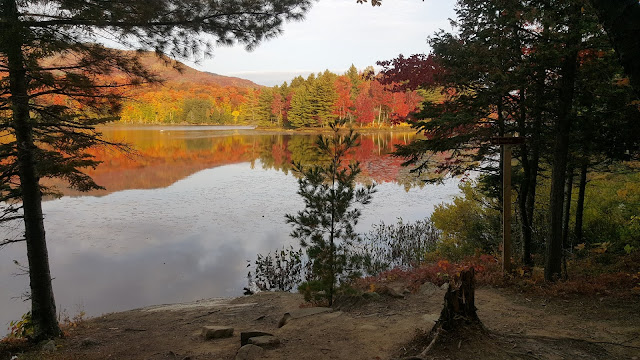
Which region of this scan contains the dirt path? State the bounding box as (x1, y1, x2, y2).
(5, 286, 639, 360)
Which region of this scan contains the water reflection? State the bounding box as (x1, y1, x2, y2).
(42, 127, 442, 196)
(1, 127, 461, 332)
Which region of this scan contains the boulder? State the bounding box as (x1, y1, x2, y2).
(201, 325, 234, 340)
(235, 344, 264, 360)
(247, 335, 280, 349)
(241, 330, 274, 346)
(419, 282, 440, 296)
(375, 285, 405, 299)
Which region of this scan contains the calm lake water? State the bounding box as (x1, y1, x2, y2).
(0, 126, 462, 331)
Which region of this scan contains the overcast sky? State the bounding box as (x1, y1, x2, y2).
(185, 0, 457, 86)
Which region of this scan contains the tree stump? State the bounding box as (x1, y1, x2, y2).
(438, 267, 479, 330)
(415, 268, 482, 358)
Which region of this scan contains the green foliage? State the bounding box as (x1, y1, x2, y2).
(579, 170, 640, 252)
(286, 120, 376, 305)
(249, 246, 304, 292)
(180, 98, 213, 124)
(7, 313, 34, 340)
(356, 218, 440, 275)
(430, 180, 501, 261)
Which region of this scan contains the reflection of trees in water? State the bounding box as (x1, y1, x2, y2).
(47, 130, 445, 196)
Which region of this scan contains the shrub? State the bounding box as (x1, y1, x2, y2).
(430, 181, 501, 261)
(355, 218, 440, 275)
(249, 246, 304, 292)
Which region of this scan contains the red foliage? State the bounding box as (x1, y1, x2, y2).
(355, 253, 640, 299)
(354, 83, 375, 124)
(355, 254, 501, 293)
(333, 75, 354, 119)
(377, 53, 442, 91)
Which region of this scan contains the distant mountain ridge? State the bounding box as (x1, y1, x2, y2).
(133, 51, 260, 88)
(42, 48, 260, 89)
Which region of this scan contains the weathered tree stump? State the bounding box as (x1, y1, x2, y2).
(415, 268, 482, 358)
(438, 267, 479, 330)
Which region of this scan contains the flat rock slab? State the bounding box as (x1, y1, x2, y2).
(235, 344, 264, 360)
(241, 330, 274, 346)
(202, 325, 234, 340)
(278, 307, 333, 327)
(247, 335, 280, 349)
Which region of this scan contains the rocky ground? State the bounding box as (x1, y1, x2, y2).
(2, 283, 639, 360)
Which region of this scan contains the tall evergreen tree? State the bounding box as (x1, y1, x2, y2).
(288, 84, 315, 128)
(309, 70, 338, 126)
(387, 0, 638, 279)
(0, 0, 313, 340)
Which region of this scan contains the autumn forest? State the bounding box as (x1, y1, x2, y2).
(119, 59, 425, 128)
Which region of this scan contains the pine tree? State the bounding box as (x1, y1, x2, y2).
(288, 85, 315, 128)
(286, 120, 376, 305)
(0, 0, 313, 340)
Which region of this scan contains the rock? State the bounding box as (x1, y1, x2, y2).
(419, 281, 440, 296)
(41, 340, 57, 352)
(247, 335, 280, 349)
(422, 313, 439, 324)
(375, 285, 405, 299)
(277, 313, 291, 328)
(235, 344, 264, 360)
(241, 330, 274, 346)
(201, 325, 234, 340)
(278, 307, 333, 328)
(80, 337, 101, 347)
(440, 282, 449, 291)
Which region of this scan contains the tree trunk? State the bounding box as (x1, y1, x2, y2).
(590, 0, 640, 98)
(562, 165, 574, 248)
(561, 165, 574, 280)
(574, 159, 589, 244)
(3, 0, 62, 340)
(546, 4, 581, 282)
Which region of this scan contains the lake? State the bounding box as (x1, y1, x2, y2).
(0, 126, 462, 332)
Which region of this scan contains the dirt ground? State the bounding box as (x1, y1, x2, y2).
(3, 285, 639, 360)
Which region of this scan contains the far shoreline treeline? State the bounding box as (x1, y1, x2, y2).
(118, 65, 432, 128)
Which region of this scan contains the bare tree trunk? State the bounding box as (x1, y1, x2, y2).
(562, 165, 574, 248)
(561, 165, 574, 280)
(574, 159, 589, 244)
(3, 0, 62, 340)
(546, 3, 580, 282)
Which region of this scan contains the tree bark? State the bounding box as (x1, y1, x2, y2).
(590, 0, 640, 98)
(546, 3, 580, 282)
(438, 268, 478, 330)
(561, 165, 574, 280)
(574, 159, 589, 244)
(3, 0, 62, 340)
(562, 165, 574, 248)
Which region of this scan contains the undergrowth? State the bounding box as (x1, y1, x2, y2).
(354, 251, 640, 299)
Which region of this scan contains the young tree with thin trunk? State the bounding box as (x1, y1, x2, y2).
(286, 121, 376, 306)
(0, 0, 313, 341)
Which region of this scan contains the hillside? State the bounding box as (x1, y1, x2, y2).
(132, 51, 260, 88)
